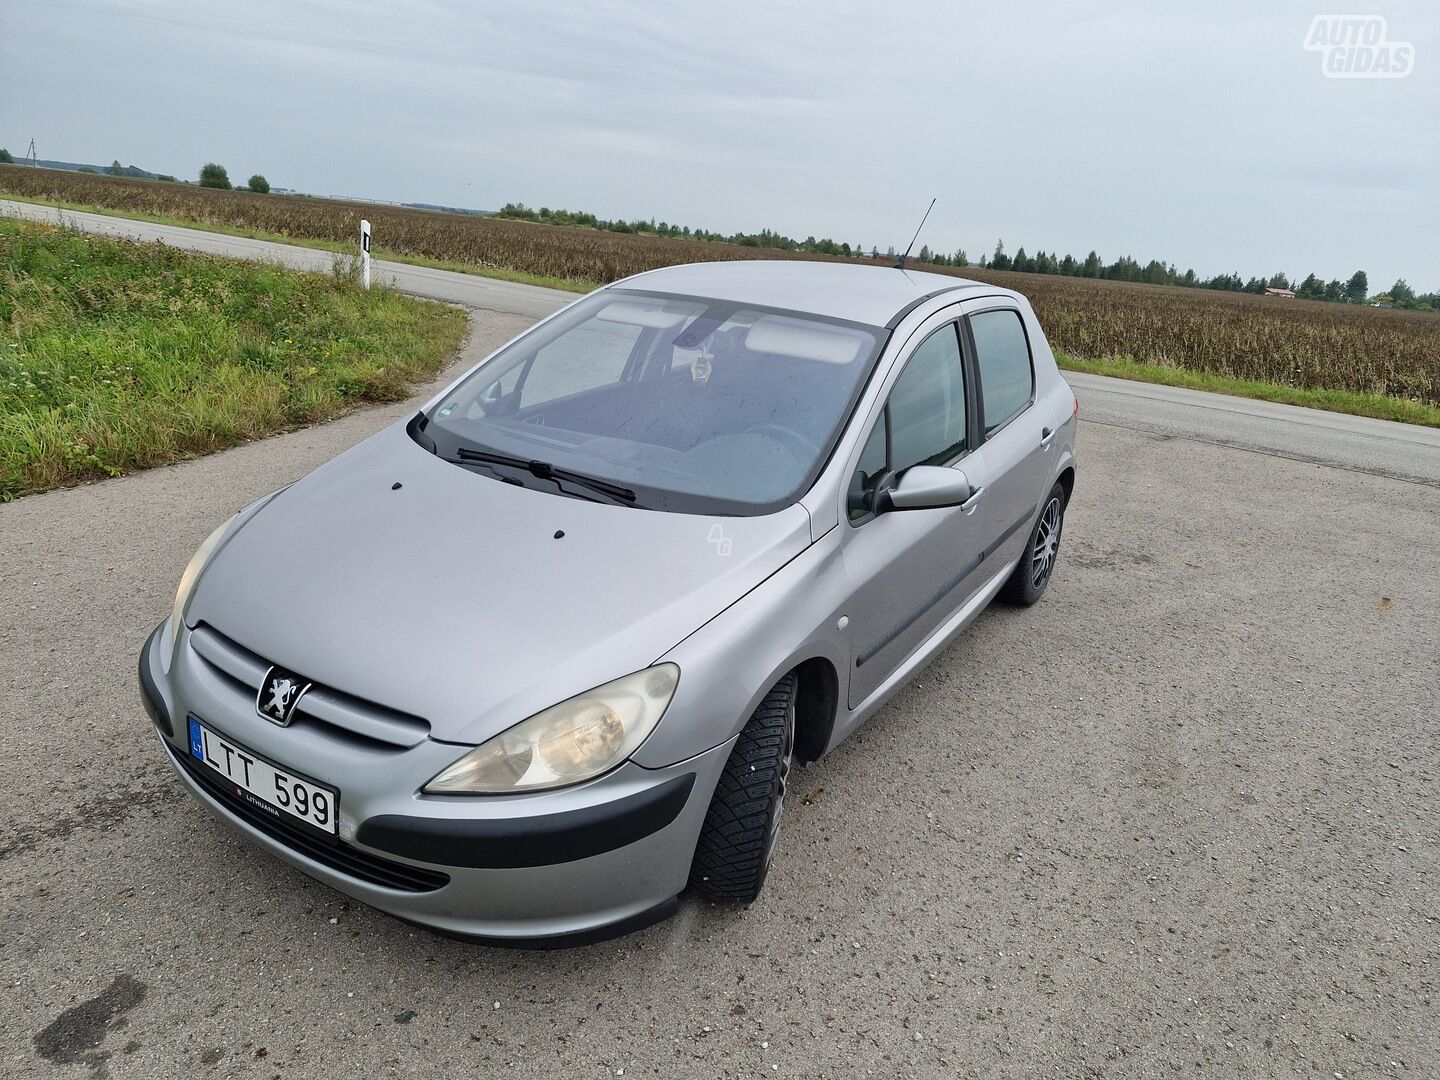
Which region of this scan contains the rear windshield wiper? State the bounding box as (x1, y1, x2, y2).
(451, 447, 638, 506)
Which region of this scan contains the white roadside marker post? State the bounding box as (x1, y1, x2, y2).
(360, 219, 372, 289)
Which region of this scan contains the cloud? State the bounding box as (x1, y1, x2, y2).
(2, 0, 1435, 285)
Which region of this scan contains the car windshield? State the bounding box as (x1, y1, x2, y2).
(418, 289, 885, 515)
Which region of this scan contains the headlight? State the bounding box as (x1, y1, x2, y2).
(424, 664, 680, 794)
(169, 517, 234, 650)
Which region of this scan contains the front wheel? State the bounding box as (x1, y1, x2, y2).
(1001, 481, 1066, 606)
(688, 673, 797, 903)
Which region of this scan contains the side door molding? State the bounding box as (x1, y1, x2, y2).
(855, 551, 987, 668)
(981, 509, 1034, 562)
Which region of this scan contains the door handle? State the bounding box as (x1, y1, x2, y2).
(959, 485, 984, 514)
(1040, 426, 1056, 449)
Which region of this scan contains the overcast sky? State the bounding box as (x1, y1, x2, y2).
(3, 0, 1436, 288)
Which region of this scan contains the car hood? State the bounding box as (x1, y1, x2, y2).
(188, 423, 812, 746)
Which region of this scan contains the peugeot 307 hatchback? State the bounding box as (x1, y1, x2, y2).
(139, 260, 1077, 946)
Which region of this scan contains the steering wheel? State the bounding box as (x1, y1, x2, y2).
(747, 423, 818, 460)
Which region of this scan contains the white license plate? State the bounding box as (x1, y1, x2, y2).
(187, 717, 338, 834)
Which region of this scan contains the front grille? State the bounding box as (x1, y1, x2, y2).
(188, 624, 430, 750)
(167, 742, 450, 893)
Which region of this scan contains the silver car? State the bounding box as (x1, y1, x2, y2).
(139, 260, 1077, 946)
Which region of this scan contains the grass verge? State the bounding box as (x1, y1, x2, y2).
(0, 217, 467, 499)
(1056, 352, 1440, 428)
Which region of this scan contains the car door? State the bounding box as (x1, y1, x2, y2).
(962, 302, 1054, 570)
(840, 314, 995, 709)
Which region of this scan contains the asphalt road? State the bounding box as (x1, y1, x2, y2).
(1066, 372, 1440, 488)
(1, 206, 1437, 1079)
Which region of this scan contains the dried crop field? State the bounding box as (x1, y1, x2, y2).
(3, 165, 1435, 410)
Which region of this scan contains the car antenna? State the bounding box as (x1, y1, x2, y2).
(894, 197, 936, 270)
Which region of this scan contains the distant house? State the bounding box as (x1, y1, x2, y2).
(1264, 287, 1296, 298)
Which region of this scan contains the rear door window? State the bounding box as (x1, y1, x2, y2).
(970, 309, 1033, 434)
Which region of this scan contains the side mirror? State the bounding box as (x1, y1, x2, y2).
(886, 466, 976, 511)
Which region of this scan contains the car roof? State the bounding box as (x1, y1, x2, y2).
(613, 259, 998, 328)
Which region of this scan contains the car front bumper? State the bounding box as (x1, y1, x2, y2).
(139, 621, 732, 946)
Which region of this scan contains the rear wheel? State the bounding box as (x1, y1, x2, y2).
(688, 674, 797, 902)
(1001, 481, 1066, 606)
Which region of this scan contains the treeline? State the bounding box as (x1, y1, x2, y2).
(497, 202, 873, 256)
(0, 150, 269, 194)
(976, 242, 1435, 310)
(495, 202, 1435, 311)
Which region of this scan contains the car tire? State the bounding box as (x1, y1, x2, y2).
(1001, 480, 1067, 606)
(688, 673, 797, 903)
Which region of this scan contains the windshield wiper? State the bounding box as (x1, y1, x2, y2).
(451, 447, 638, 505)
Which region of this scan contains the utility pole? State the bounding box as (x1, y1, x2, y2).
(26, 138, 38, 167)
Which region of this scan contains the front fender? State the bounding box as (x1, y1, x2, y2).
(632, 528, 848, 768)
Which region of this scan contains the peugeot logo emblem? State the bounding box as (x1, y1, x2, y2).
(257, 666, 312, 726)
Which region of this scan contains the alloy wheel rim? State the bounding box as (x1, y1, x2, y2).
(1030, 497, 1062, 589)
